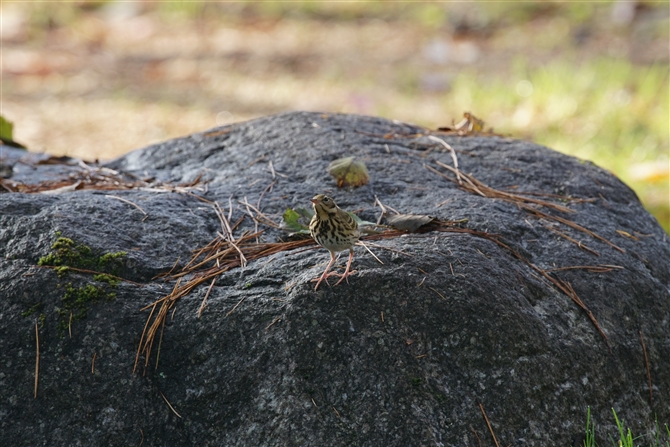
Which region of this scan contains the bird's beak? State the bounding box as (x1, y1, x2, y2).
(310, 198, 320, 204)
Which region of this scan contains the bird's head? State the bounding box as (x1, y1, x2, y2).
(311, 194, 338, 215)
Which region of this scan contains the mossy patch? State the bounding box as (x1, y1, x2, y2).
(93, 273, 121, 287)
(56, 282, 116, 334)
(37, 234, 127, 336)
(21, 303, 47, 328)
(21, 302, 43, 317)
(38, 237, 127, 275)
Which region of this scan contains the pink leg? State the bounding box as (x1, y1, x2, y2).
(334, 248, 355, 286)
(314, 251, 336, 291)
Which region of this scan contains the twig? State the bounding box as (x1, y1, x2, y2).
(157, 256, 181, 280)
(546, 226, 600, 256)
(427, 135, 462, 184)
(155, 314, 167, 370)
(427, 161, 625, 254)
(548, 275, 611, 352)
(268, 160, 276, 180)
(105, 195, 148, 217)
(238, 198, 280, 228)
(359, 239, 414, 258)
(545, 265, 623, 273)
(356, 241, 384, 264)
(133, 302, 157, 373)
(213, 201, 247, 268)
(243, 197, 260, 243)
(265, 317, 281, 330)
(248, 154, 266, 166)
(159, 391, 182, 418)
(257, 180, 277, 210)
(639, 330, 653, 405)
(471, 425, 483, 447)
(34, 323, 40, 399)
(226, 296, 247, 317)
(36, 265, 144, 286)
(373, 195, 400, 225)
(332, 406, 341, 418)
(428, 287, 446, 300)
(430, 161, 574, 214)
(425, 163, 486, 197)
(227, 195, 234, 223)
(479, 403, 500, 447)
(524, 205, 624, 253)
(197, 278, 217, 318)
(92, 352, 97, 373)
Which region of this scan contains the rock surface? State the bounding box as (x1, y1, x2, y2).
(1, 111, 669, 446)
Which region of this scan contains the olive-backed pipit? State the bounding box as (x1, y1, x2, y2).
(309, 194, 360, 291)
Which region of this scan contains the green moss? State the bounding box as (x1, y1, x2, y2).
(38, 313, 46, 328)
(93, 273, 121, 287)
(99, 251, 127, 266)
(37, 234, 127, 335)
(21, 302, 43, 317)
(54, 266, 70, 277)
(38, 236, 126, 275)
(57, 282, 116, 334)
(410, 377, 423, 387)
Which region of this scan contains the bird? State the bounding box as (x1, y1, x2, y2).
(309, 194, 360, 291)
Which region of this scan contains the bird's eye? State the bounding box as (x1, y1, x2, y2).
(324, 198, 330, 202)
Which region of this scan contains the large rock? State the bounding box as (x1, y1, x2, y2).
(1, 112, 668, 446)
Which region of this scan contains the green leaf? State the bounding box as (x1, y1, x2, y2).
(281, 208, 310, 234)
(0, 116, 13, 142)
(294, 207, 315, 220)
(327, 156, 369, 188)
(0, 115, 26, 149)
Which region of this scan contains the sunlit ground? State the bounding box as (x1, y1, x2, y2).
(2, 2, 668, 231)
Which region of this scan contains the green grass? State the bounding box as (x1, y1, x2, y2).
(440, 58, 669, 232)
(583, 407, 670, 447)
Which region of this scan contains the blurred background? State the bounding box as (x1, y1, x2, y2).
(1, 1, 668, 231)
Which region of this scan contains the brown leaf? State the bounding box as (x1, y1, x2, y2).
(327, 156, 369, 188)
(437, 112, 488, 135)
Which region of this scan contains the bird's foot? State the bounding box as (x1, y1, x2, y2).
(311, 271, 341, 290)
(333, 269, 357, 286)
(312, 270, 356, 290)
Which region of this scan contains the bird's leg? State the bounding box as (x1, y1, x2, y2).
(334, 248, 356, 286)
(313, 251, 337, 291)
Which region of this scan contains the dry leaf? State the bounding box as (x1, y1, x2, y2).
(385, 214, 435, 232)
(616, 229, 639, 241)
(327, 157, 369, 188)
(437, 112, 487, 135)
